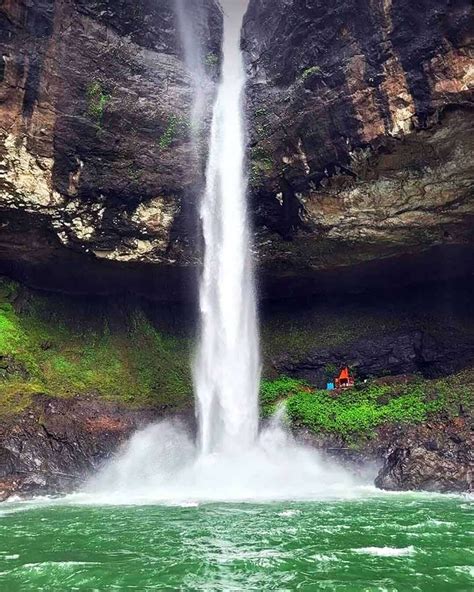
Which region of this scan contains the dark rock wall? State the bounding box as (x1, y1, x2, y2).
(263, 280, 474, 385)
(0, 0, 221, 268)
(244, 0, 474, 274)
(375, 417, 473, 493)
(276, 329, 474, 386)
(0, 395, 164, 500)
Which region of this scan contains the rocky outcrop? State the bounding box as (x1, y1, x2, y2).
(1, 392, 471, 500)
(0, 395, 164, 501)
(296, 417, 473, 493)
(0, 0, 221, 270)
(275, 329, 474, 387)
(375, 417, 473, 492)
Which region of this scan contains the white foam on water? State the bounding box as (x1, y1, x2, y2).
(453, 565, 474, 577)
(353, 546, 416, 557)
(277, 510, 301, 517)
(18, 561, 101, 574)
(313, 554, 340, 563)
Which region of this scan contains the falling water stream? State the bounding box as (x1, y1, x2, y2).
(194, 0, 260, 455)
(76, 0, 363, 504)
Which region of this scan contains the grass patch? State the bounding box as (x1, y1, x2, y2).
(260, 376, 306, 417)
(261, 371, 474, 440)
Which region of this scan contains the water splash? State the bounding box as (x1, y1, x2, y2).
(194, 0, 260, 454)
(83, 415, 360, 504)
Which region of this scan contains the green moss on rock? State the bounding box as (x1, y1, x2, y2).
(86, 80, 110, 124)
(0, 279, 192, 416)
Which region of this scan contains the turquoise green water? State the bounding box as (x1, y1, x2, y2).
(0, 495, 472, 591)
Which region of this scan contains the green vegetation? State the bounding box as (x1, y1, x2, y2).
(159, 114, 188, 150)
(86, 80, 111, 124)
(205, 52, 219, 67)
(3, 273, 473, 439)
(260, 373, 474, 440)
(301, 66, 323, 81)
(250, 146, 274, 187)
(0, 279, 192, 416)
(254, 107, 268, 118)
(260, 376, 306, 415)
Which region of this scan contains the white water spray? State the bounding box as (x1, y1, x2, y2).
(175, 0, 207, 140)
(81, 0, 368, 504)
(194, 0, 259, 454)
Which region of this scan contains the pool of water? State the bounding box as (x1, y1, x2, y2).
(1, 493, 472, 591)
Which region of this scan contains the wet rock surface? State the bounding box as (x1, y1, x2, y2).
(0, 0, 221, 268)
(0, 0, 473, 297)
(375, 417, 473, 493)
(0, 390, 471, 500)
(0, 395, 164, 501)
(243, 0, 474, 274)
(297, 417, 473, 494)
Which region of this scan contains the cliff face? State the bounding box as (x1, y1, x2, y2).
(0, 395, 160, 501)
(244, 0, 474, 275)
(0, 0, 220, 278)
(0, 0, 473, 299)
(1, 2, 473, 500)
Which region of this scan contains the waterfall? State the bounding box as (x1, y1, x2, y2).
(81, 0, 363, 504)
(194, 0, 260, 455)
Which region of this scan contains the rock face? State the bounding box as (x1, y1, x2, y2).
(0, 0, 473, 298)
(0, 0, 221, 271)
(1, 393, 470, 500)
(0, 395, 163, 501)
(243, 0, 474, 275)
(296, 417, 473, 493)
(375, 418, 473, 492)
(0, 1, 473, 498)
(275, 329, 474, 387)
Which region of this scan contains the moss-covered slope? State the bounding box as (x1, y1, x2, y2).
(0, 278, 192, 416)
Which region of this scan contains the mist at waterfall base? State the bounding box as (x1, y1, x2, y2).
(81, 0, 365, 504)
(83, 412, 367, 504)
